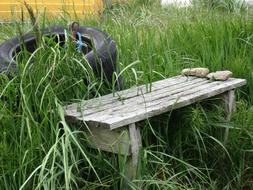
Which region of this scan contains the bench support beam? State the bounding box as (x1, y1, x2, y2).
(77, 122, 142, 181)
(222, 89, 236, 120)
(221, 89, 236, 143)
(126, 123, 142, 179)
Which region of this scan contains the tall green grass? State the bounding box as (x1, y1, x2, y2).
(0, 1, 253, 189)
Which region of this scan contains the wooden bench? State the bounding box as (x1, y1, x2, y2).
(64, 75, 246, 179)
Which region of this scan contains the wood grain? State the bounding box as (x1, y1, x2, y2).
(65, 76, 246, 130)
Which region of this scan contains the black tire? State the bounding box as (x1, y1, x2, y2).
(0, 25, 122, 89)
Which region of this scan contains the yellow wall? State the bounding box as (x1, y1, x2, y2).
(0, 0, 104, 20)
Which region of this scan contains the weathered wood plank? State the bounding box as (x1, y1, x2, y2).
(82, 125, 131, 155)
(83, 78, 245, 129)
(65, 77, 207, 117)
(75, 79, 210, 121)
(66, 78, 245, 128)
(65, 77, 246, 130)
(106, 79, 246, 129)
(65, 76, 200, 113)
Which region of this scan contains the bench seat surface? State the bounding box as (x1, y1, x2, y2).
(65, 76, 246, 130)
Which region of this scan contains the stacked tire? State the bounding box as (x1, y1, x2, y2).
(0, 25, 121, 89)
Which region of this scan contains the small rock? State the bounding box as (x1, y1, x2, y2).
(182, 68, 209, 77)
(207, 70, 233, 81)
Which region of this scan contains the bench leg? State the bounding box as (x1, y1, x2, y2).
(126, 123, 142, 180)
(221, 90, 236, 143)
